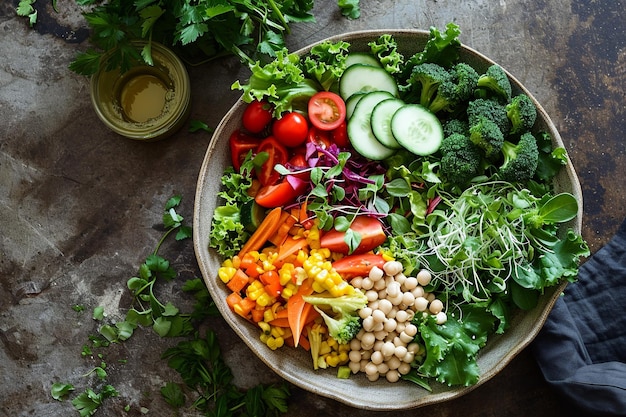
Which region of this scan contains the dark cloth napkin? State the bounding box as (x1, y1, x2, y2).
(532, 217, 626, 416)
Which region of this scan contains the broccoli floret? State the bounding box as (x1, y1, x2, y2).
(303, 291, 368, 315)
(428, 63, 479, 113)
(498, 132, 539, 182)
(475, 64, 512, 102)
(406, 63, 452, 108)
(469, 117, 505, 160)
(506, 94, 537, 135)
(303, 291, 367, 345)
(314, 307, 362, 345)
(467, 98, 510, 135)
(439, 133, 483, 184)
(442, 118, 470, 137)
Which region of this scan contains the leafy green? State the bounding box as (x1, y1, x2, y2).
(19, 0, 360, 75)
(162, 330, 290, 416)
(71, 386, 119, 417)
(51, 382, 75, 401)
(415, 306, 495, 386)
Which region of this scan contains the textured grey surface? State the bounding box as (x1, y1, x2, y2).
(1, 0, 625, 416)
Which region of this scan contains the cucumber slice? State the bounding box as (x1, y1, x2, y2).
(345, 93, 365, 120)
(345, 52, 382, 68)
(371, 98, 405, 149)
(339, 64, 399, 101)
(240, 200, 266, 233)
(347, 91, 396, 160)
(390, 104, 444, 156)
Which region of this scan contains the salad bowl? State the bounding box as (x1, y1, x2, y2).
(193, 29, 583, 410)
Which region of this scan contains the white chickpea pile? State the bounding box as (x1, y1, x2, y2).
(348, 260, 447, 383)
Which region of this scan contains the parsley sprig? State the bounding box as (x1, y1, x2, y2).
(51, 195, 291, 416)
(17, 0, 361, 75)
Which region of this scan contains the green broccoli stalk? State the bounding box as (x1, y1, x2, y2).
(469, 117, 505, 160)
(498, 132, 539, 182)
(313, 307, 362, 345)
(404, 62, 451, 107)
(475, 64, 512, 102)
(439, 133, 484, 184)
(506, 94, 538, 135)
(428, 63, 479, 114)
(232, 49, 320, 117)
(467, 98, 510, 135)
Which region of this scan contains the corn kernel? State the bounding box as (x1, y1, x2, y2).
(258, 321, 271, 335)
(218, 266, 237, 283)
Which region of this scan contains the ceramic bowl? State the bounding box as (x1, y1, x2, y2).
(90, 41, 191, 141)
(193, 29, 583, 410)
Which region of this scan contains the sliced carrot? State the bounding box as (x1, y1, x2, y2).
(226, 292, 243, 310)
(238, 207, 283, 258)
(251, 307, 266, 323)
(226, 269, 249, 293)
(269, 317, 290, 327)
(287, 279, 315, 347)
(234, 297, 256, 318)
(276, 236, 308, 263)
(269, 211, 298, 246)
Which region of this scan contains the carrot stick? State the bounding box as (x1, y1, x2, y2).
(287, 279, 315, 347)
(269, 212, 297, 246)
(238, 207, 283, 258)
(276, 236, 308, 263)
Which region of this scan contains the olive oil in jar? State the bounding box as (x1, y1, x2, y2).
(119, 73, 169, 123)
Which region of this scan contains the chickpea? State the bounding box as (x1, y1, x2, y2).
(383, 318, 397, 333)
(435, 311, 448, 324)
(378, 299, 393, 315)
(362, 316, 375, 332)
(372, 309, 386, 323)
(373, 278, 387, 291)
(383, 260, 403, 276)
(369, 266, 384, 281)
(414, 296, 429, 312)
(403, 276, 418, 291)
(359, 307, 372, 320)
(361, 277, 374, 290)
(416, 269, 432, 286)
(429, 298, 444, 314)
(351, 276, 364, 289)
(370, 350, 383, 365)
(386, 370, 400, 383)
(361, 332, 375, 347)
(349, 361, 361, 374)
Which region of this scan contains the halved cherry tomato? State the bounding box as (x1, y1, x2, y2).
(256, 136, 289, 186)
(255, 176, 308, 208)
(288, 154, 310, 181)
(229, 129, 260, 171)
(308, 91, 346, 131)
(319, 216, 387, 255)
(330, 120, 350, 148)
(272, 112, 309, 148)
(242, 100, 273, 133)
(332, 253, 387, 280)
(307, 126, 332, 150)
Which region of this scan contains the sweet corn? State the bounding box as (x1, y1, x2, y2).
(218, 266, 237, 283)
(306, 225, 321, 249)
(279, 263, 295, 286)
(247, 281, 273, 306)
(258, 321, 271, 335)
(303, 251, 354, 296)
(266, 336, 284, 350)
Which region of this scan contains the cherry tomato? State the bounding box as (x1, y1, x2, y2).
(287, 153, 310, 181)
(255, 176, 308, 208)
(308, 91, 347, 131)
(319, 216, 387, 255)
(255, 136, 289, 186)
(242, 100, 273, 134)
(229, 129, 260, 171)
(272, 112, 309, 148)
(307, 126, 332, 150)
(330, 121, 350, 148)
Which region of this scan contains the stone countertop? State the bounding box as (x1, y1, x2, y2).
(1, 1, 624, 416)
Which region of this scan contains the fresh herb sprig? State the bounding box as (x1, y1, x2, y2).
(17, 0, 361, 76)
(51, 195, 290, 416)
